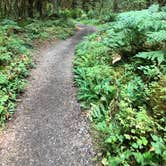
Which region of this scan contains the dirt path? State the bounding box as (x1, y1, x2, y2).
(0, 25, 96, 166)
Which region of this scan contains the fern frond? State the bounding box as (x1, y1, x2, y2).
(146, 30, 166, 47)
(135, 50, 166, 65)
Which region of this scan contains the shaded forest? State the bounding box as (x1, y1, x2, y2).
(0, 0, 166, 18)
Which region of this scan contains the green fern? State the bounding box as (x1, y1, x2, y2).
(146, 30, 166, 48)
(74, 4, 166, 166)
(135, 50, 166, 65)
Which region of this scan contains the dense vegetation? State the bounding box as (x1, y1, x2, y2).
(0, 0, 166, 165)
(1, 0, 166, 19)
(74, 5, 166, 166)
(0, 18, 75, 126)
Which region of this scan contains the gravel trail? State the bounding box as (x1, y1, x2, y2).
(0, 25, 96, 166)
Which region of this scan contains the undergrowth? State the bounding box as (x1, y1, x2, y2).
(0, 18, 75, 126)
(74, 5, 166, 166)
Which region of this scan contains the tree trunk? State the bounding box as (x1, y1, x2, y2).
(28, 0, 34, 17)
(158, 0, 166, 6)
(113, 0, 118, 12)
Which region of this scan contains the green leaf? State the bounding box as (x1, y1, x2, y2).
(0, 74, 8, 85)
(124, 134, 131, 140)
(102, 158, 109, 166)
(141, 137, 148, 146)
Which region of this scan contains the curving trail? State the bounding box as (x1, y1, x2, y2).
(0, 25, 96, 166)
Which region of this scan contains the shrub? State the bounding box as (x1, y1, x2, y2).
(0, 18, 75, 126)
(74, 5, 166, 166)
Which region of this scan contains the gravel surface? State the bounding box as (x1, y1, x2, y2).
(0, 25, 96, 166)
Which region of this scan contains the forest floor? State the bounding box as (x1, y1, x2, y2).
(0, 25, 96, 166)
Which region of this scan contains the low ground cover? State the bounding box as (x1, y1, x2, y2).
(0, 18, 75, 126)
(74, 5, 166, 165)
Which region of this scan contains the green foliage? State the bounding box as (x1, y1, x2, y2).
(0, 20, 31, 126)
(87, 9, 117, 24)
(0, 18, 75, 126)
(99, 12, 117, 23)
(0, 0, 56, 19)
(58, 9, 85, 19)
(83, 0, 148, 22)
(118, 0, 147, 11)
(24, 19, 75, 40)
(74, 5, 166, 166)
(135, 51, 166, 65)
